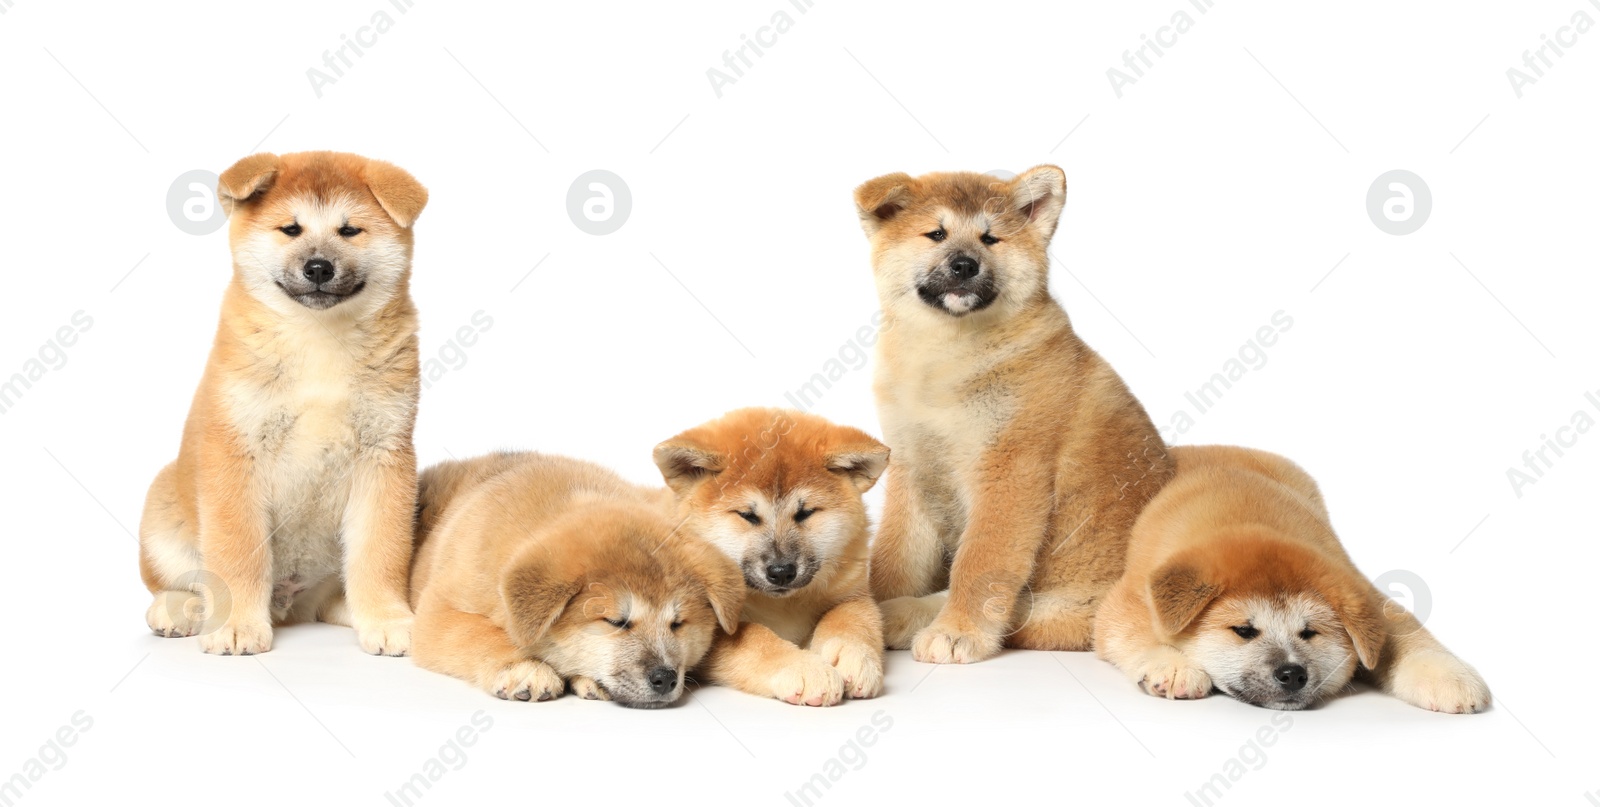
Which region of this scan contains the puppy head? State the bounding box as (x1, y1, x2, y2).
(500, 503, 742, 709)
(653, 408, 888, 598)
(217, 151, 427, 315)
(1149, 530, 1387, 711)
(852, 166, 1065, 320)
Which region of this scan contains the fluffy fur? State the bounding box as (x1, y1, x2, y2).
(1094, 445, 1491, 713)
(138, 151, 427, 656)
(409, 452, 743, 708)
(653, 408, 890, 706)
(855, 166, 1174, 663)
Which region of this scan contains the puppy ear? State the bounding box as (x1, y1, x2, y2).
(363, 158, 428, 229)
(825, 441, 891, 493)
(675, 537, 745, 635)
(217, 153, 280, 216)
(652, 438, 725, 497)
(500, 558, 580, 648)
(853, 172, 914, 237)
(1148, 560, 1220, 636)
(1010, 164, 1067, 241)
(1331, 581, 1388, 671)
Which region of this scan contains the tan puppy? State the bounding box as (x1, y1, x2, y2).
(410, 452, 743, 707)
(653, 408, 889, 706)
(1095, 445, 1490, 713)
(138, 151, 427, 656)
(854, 166, 1174, 664)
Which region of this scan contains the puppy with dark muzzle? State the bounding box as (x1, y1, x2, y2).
(138, 151, 426, 656)
(1095, 445, 1490, 713)
(653, 409, 891, 706)
(409, 452, 743, 708)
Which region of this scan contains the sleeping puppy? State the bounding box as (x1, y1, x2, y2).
(1095, 445, 1490, 713)
(653, 408, 890, 706)
(409, 452, 743, 707)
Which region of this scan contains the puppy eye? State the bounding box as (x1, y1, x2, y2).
(670, 620, 684, 631)
(924, 228, 946, 242)
(1231, 625, 1259, 640)
(980, 233, 1000, 246)
(338, 225, 362, 238)
(280, 223, 302, 237)
(737, 510, 761, 525)
(603, 617, 631, 629)
(794, 506, 816, 523)
(1299, 628, 1317, 641)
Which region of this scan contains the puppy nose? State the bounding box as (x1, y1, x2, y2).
(765, 562, 798, 586)
(303, 259, 335, 285)
(646, 667, 676, 695)
(1274, 663, 1308, 692)
(950, 254, 980, 280)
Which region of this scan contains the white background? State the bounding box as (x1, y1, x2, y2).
(1, 1, 1595, 805)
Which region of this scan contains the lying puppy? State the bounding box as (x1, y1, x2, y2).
(854, 166, 1174, 663)
(653, 408, 890, 706)
(410, 452, 742, 707)
(1095, 445, 1490, 713)
(138, 151, 427, 655)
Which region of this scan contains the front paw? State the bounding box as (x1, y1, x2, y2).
(1130, 648, 1212, 700)
(880, 596, 942, 650)
(569, 676, 612, 701)
(199, 620, 273, 656)
(483, 660, 564, 702)
(1388, 651, 1490, 714)
(911, 619, 1001, 664)
(356, 615, 413, 657)
(770, 654, 845, 706)
(814, 638, 884, 699)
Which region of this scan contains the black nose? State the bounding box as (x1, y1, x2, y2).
(303, 259, 335, 285)
(949, 254, 980, 280)
(1274, 663, 1308, 692)
(646, 667, 675, 695)
(765, 562, 798, 586)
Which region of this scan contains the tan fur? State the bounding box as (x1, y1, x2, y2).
(409, 453, 743, 707)
(138, 151, 427, 656)
(1095, 445, 1491, 713)
(855, 166, 1174, 663)
(653, 408, 889, 706)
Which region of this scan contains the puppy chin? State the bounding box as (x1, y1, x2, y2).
(916, 284, 994, 317)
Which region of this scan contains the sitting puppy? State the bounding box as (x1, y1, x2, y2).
(1094, 445, 1490, 713)
(409, 452, 742, 708)
(653, 408, 890, 706)
(138, 151, 427, 655)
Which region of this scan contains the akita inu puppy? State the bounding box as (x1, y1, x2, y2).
(138, 151, 427, 656)
(410, 453, 743, 708)
(653, 408, 890, 706)
(1095, 445, 1490, 713)
(854, 166, 1174, 664)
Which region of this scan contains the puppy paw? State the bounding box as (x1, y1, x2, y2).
(1131, 649, 1212, 700)
(911, 620, 1001, 664)
(879, 596, 942, 650)
(198, 620, 272, 656)
(483, 660, 564, 702)
(770, 654, 845, 706)
(569, 676, 612, 701)
(356, 615, 413, 657)
(146, 594, 200, 638)
(814, 638, 885, 699)
(1388, 651, 1490, 714)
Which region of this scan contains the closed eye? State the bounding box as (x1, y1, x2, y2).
(980, 233, 1000, 245)
(736, 510, 761, 525)
(670, 619, 684, 631)
(338, 225, 362, 237)
(1231, 625, 1259, 640)
(603, 617, 631, 629)
(1299, 628, 1317, 641)
(794, 505, 816, 523)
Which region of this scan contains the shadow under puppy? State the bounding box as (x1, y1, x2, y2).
(1094, 445, 1490, 713)
(409, 452, 742, 708)
(654, 408, 890, 706)
(139, 151, 426, 656)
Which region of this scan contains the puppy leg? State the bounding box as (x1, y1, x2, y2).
(809, 595, 886, 698)
(193, 449, 274, 656)
(1364, 603, 1489, 714)
(701, 623, 844, 707)
(879, 592, 944, 650)
(1006, 587, 1098, 651)
(1093, 582, 1211, 699)
(341, 452, 418, 656)
(140, 464, 208, 638)
(412, 595, 564, 702)
(868, 467, 947, 600)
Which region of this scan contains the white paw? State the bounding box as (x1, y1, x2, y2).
(1389, 651, 1490, 714)
(879, 596, 942, 650)
(484, 660, 564, 702)
(814, 638, 884, 699)
(911, 619, 1001, 664)
(569, 676, 612, 701)
(356, 615, 412, 657)
(770, 654, 845, 707)
(1130, 648, 1212, 700)
(198, 620, 272, 656)
(146, 592, 200, 638)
